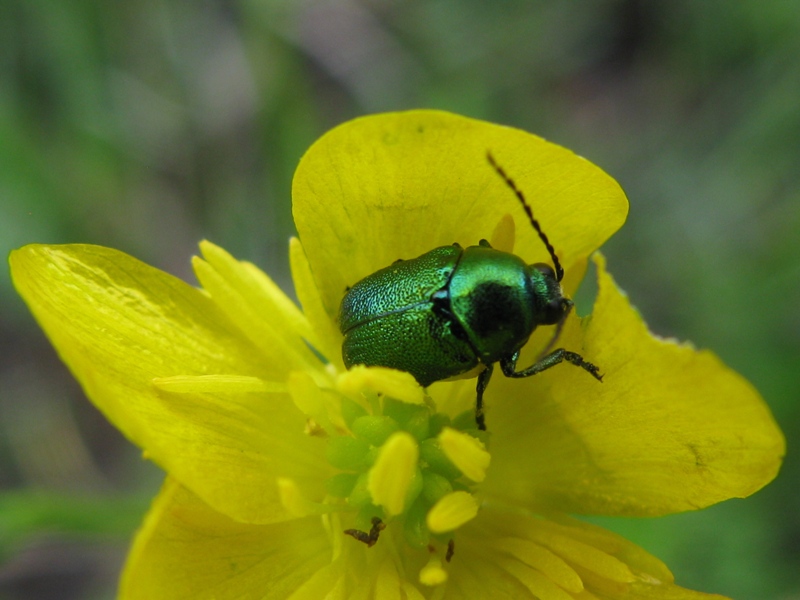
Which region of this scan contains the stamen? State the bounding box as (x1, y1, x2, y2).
(426, 491, 479, 533)
(324, 369, 490, 554)
(368, 432, 420, 516)
(438, 427, 490, 482)
(338, 365, 426, 405)
(419, 555, 448, 586)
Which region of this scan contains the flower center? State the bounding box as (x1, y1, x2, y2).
(325, 393, 490, 556)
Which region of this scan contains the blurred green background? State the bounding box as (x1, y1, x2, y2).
(1, 1, 797, 598)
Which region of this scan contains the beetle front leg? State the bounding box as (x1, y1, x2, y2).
(501, 349, 603, 381)
(475, 363, 493, 431)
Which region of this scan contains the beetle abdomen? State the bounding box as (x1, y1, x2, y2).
(341, 304, 477, 387)
(339, 245, 479, 386)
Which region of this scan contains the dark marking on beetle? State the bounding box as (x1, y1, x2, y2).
(466, 281, 524, 339)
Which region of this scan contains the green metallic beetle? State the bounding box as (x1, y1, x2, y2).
(338, 153, 602, 430)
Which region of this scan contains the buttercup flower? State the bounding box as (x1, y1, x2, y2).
(10, 110, 784, 599)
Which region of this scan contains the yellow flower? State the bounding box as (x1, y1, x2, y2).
(9, 110, 784, 599)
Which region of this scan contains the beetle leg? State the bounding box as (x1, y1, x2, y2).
(475, 363, 494, 430)
(501, 349, 603, 382)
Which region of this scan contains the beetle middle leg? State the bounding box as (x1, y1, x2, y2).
(474, 364, 494, 431)
(500, 349, 603, 382)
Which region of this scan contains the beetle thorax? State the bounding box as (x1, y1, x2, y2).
(528, 263, 569, 326)
(448, 247, 540, 364)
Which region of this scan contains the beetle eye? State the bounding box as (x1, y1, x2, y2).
(532, 262, 556, 280)
(540, 297, 566, 325)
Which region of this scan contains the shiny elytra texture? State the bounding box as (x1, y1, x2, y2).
(339, 243, 554, 386)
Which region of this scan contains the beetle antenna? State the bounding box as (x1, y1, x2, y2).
(486, 152, 565, 282)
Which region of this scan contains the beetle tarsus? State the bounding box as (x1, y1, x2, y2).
(562, 350, 603, 381)
(501, 348, 602, 382)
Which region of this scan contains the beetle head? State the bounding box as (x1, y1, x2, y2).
(530, 262, 571, 326)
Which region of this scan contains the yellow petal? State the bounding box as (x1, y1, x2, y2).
(452, 509, 723, 600)
(495, 558, 575, 600)
(619, 581, 729, 599)
(201, 240, 314, 343)
(289, 236, 344, 367)
(152, 374, 286, 394)
(487, 537, 584, 593)
(10, 244, 327, 524)
(374, 557, 403, 600)
(523, 526, 635, 584)
(120, 479, 331, 600)
(547, 513, 674, 585)
(485, 253, 785, 516)
(150, 382, 329, 523)
(286, 563, 345, 600)
(277, 477, 337, 517)
(192, 241, 325, 377)
(292, 110, 628, 317)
